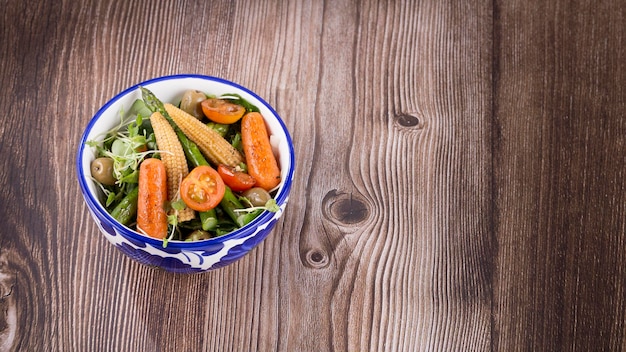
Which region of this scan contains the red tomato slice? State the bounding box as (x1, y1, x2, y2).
(201, 98, 246, 124)
(180, 166, 225, 212)
(217, 164, 256, 192)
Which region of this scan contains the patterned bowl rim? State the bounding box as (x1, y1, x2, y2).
(76, 74, 295, 249)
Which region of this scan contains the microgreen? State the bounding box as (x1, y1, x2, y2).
(162, 196, 187, 248)
(234, 198, 280, 213)
(87, 102, 160, 212)
(163, 213, 178, 248)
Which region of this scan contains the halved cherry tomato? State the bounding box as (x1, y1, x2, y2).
(180, 166, 225, 212)
(201, 98, 246, 124)
(217, 164, 256, 192)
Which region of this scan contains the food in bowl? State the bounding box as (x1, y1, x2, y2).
(77, 75, 294, 273)
(89, 86, 281, 244)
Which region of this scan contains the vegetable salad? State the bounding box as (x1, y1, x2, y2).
(87, 87, 281, 247)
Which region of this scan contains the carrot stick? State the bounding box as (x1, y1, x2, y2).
(136, 158, 169, 239)
(241, 112, 281, 191)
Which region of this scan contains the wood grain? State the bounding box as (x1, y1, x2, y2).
(0, 0, 624, 351)
(492, 1, 626, 351)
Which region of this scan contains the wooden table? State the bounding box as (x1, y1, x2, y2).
(1, 0, 624, 350)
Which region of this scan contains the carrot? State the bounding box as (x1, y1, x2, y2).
(241, 112, 281, 191)
(136, 158, 169, 239)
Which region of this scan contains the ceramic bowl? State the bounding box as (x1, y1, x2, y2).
(76, 74, 294, 273)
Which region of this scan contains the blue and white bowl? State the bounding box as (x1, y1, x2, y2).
(77, 75, 295, 273)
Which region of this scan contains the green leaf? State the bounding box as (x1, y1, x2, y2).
(231, 132, 242, 152)
(105, 192, 116, 207)
(129, 99, 153, 118)
(264, 199, 280, 212)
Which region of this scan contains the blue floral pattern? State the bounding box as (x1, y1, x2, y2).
(89, 200, 288, 273)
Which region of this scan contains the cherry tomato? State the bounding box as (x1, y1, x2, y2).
(180, 166, 225, 212)
(201, 98, 246, 124)
(217, 164, 256, 192)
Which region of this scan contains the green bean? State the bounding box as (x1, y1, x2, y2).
(206, 122, 229, 137)
(222, 93, 260, 113)
(220, 186, 245, 225)
(236, 209, 263, 227)
(142, 87, 183, 134)
(219, 186, 264, 227)
(200, 209, 218, 231)
(141, 87, 169, 118)
(178, 130, 209, 167)
(110, 187, 139, 225)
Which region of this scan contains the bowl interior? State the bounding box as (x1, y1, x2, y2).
(78, 74, 294, 246)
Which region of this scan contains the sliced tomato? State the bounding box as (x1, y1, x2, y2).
(180, 166, 225, 212)
(201, 98, 246, 124)
(217, 164, 256, 192)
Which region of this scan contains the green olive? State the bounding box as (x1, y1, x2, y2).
(180, 90, 207, 119)
(185, 230, 212, 241)
(242, 187, 272, 207)
(90, 157, 116, 185)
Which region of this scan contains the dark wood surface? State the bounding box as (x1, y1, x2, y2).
(1, 0, 624, 350)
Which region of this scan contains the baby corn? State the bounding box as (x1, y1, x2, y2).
(164, 103, 244, 167)
(150, 111, 195, 222)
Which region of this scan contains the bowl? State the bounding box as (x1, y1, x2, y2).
(76, 74, 295, 273)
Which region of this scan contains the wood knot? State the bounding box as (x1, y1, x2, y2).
(304, 249, 329, 269)
(0, 252, 17, 348)
(395, 112, 425, 129)
(322, 190, 369, 226)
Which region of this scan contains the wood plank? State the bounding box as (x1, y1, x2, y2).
(267, 0, 494, 350)
(493, 1, 626, 350)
